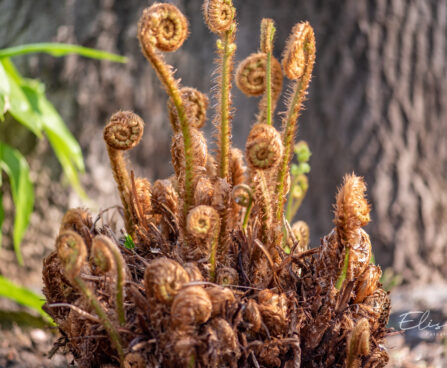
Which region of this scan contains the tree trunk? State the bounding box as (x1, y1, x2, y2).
(1, 0, 446, 283)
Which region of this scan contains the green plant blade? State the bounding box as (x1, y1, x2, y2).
(0, 192, 4, 248)
(0, 59, 43, 136)
(0, 62, 9, 120)
(0, 43, 127, 63)
(0, 275, 52, 323)
(0, 142, 34, 265)
(0, 58, 86, 199)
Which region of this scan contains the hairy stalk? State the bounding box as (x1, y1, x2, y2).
(106, 147, 134, 235)
(275, 23, 315, 222)
(257, 171, 273, 243)
(217, 28, 236, 180)
(104, 112, 144, 237)
(56, 231, 124, 365)
(91, 236, 127, 325)
(74, 276, 125, 364)
(138, 4, 194, 215)
(260, 19, 276, 126)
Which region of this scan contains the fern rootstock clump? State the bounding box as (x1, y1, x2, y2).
(42, 2, 391, 367)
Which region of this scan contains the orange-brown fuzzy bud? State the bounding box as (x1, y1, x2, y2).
(243, 299, 262, 333)
(168, 87, 209, 130)
(216, 267, 239, 285)
(134, 177, 152, 219)
(260, 18, 275, 53)
(171, 286, 212, 328)
(186, 205, 220, 239)
(212, 178, 232, 211)
(246, 123, 283, 170)
(354, 265, 382, 303)
(171, 128, 208, 178)
(56, 231, 88, 281)
(205, 286, 236, 316)
(194, 177, 214, 206)
(230, 147, 246, 187)
(209, 318, 239, 353)
(144, 257, 190, 304)
(282, 22, 315, 80)
(334, 174, 371, 246)
(291, 220, 310, 252)
(59, 208, 92, 234)
(183, 262, 204, 281)
(104, 111, 144, 151)
(235, 53, 282, 97)
(346, 318, 371, 368)
(138, 3, 188, 53)
(258, 290, 289, 336)
(203, 0, 235, 34)
(151, 179, 179, 215)
(59, 208, 93, 249)
(171, 331, 197, 365)
(91, 236, 114, 273)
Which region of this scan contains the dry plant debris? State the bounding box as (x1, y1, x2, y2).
(42, 1, 391, 367)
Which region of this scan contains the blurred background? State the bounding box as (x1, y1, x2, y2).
(0, 0, 446, 366)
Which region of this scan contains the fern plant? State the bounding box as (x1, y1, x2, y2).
(42, 2, 391, 367)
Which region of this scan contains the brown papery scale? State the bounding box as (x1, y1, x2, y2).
(42, 4, 392, 367)
(354, 264, 382, 303)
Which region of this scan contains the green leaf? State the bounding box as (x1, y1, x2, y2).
(0, 61, 10, 94)
(1, 58, 86, 198)
(0, 59, 43, 136)
(124, 235, 135, 250)
(0, 192, 4, 248)
(0, 62, 9, 120)
(0, 275, 52, 323)
(0, 142, 34, 265)
(0, 43, 127, 63)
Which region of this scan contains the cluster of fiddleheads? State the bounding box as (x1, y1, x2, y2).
(42, 2, 392, 367)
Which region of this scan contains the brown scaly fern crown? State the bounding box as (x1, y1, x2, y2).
(42, 2, 392, 368)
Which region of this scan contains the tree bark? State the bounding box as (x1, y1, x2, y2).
(1, 0, 446, 283)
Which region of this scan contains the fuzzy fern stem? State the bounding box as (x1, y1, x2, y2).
(217, 28, 236, 179)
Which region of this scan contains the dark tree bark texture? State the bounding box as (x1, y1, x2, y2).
(1, 0, 446, 283)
